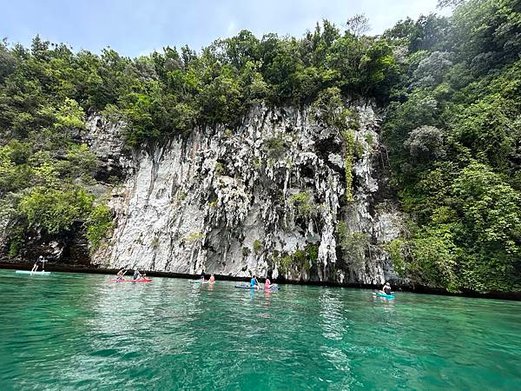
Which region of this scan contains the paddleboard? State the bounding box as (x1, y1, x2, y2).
(15, 270, 51, 275)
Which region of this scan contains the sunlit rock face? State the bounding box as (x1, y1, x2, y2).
(93, 104, 402, 284)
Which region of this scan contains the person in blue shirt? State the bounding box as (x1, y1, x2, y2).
(250, 275, 260, 290)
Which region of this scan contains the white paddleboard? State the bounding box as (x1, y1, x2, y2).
(15, 270, 51, 275)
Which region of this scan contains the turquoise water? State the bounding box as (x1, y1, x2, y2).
(0, 270, 520, 390)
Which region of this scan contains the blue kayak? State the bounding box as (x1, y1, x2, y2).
(375, 292, 395, 299)
(235, 284, 279, 291)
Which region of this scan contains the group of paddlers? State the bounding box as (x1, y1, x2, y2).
(197, 273, 216, 284)
(248, 274, 274, 290)
(116, 268, 148, 281)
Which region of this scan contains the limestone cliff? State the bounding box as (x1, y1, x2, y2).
(91, 104, 402, 284)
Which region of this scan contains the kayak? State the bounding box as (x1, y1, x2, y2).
(111, 278, 152, 283)
(375, 292, 395, 299)
(235, 284, 254, 289)
(15, 270, 51, 275)
(235, 284, 279, 291)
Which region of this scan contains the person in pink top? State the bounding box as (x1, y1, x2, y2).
(264, 278, 271, 290)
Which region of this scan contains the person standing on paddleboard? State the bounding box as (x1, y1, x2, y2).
(31, 256, 46, 272)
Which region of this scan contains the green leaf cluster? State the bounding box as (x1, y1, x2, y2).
(289, 191, 316, 219)
(275, 244, 318, 275)
(383, 0, 521, 292)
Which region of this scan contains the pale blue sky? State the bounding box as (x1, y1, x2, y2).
(0, 0, 447, 56)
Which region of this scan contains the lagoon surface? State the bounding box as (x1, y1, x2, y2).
(0, 270, 520, 390)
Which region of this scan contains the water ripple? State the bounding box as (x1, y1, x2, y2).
(0, 271, 520, 390)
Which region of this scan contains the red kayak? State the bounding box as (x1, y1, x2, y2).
(110, 278, 152, 283)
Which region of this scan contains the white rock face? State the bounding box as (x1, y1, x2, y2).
(93, 104, 402, 283)
(84, 115, 126, 160)
(340, 104, 404, 284)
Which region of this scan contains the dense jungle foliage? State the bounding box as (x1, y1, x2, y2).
(383, 0, 521, 292)
(0, 0, 519, 292)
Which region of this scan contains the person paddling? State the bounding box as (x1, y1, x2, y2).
(31, 256, 46, 272)
(116, 268, 127, 281)
(381, 282, 392, 295)
(133, 269, 142, 280)
(250, 275, 260, 290)
(209, 274, 216, 284)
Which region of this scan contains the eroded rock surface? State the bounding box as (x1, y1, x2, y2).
(93, 104, 402, 284)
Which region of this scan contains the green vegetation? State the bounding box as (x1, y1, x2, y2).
(275, 243, 318, 274)
(364, 132, 374, 147)
(342, 131, 355, 202)
(310, 87, 359, 130)
(151, 236, 160, 249)
(176, 190, 187, 202)
(337, 221, 370, 268)
(185, 231, 204, 243)
(306, 243, 319, 263)
(253, 239, 263, 254)
(19, 187, 92, 234)
(264, 134, 287, 159)
(311, 87, 361, 202)
(0, 22, 397, 150)
(86, 204, 114, 252)
(289, 191, 316, 218)
(214, 161, 225, 176)
(383, 0, 521, 292)
(0, 0, 520, 292)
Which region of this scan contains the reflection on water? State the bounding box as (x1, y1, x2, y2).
(318, 289, 352, 389)
(0, 271, 520, 391)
